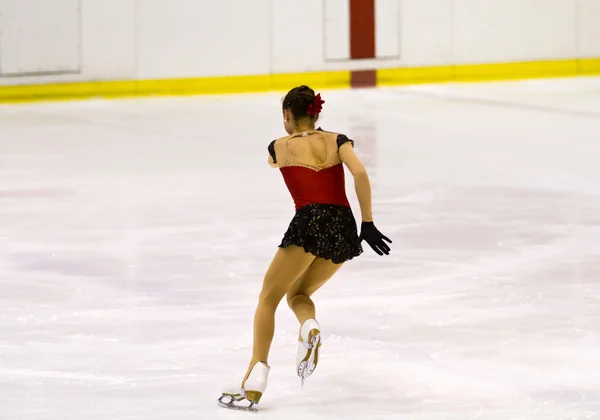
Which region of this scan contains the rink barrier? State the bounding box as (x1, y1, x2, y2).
(0, 71, 351, 103)
(0, 58, 599, 103)
(378, 58, 600, 86)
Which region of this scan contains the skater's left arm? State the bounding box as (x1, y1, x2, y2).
(339, 141, 373, 222)
(339, 137, 392, 256)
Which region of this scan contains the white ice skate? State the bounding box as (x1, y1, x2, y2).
(296, 318, 321, 385)
(218, 362, 270, 412)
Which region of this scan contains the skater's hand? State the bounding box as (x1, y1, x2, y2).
(360, 222, 392, 256)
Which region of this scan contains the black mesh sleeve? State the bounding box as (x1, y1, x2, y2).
(268, 140, 277, 163)
(336, 134, 355, 150)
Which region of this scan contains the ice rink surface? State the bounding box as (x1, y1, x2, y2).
(1, 77, 600, 420)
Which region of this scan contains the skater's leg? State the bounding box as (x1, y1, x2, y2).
(284, 258, 343, 383)
(222, 244, 316, 415)
(244, 246, 315, 380)
(286, 258, 344, 324)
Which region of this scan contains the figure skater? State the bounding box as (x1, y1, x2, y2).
(218, 85, 391, 411)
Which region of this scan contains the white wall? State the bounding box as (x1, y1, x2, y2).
(453, 0, 577, 64)
(136, 0, 272, 79)
(397, 0, 454, 66)
(0, 0, 599, 86)
(0, 0, 137, 84)
(81, 0, 137, 80)
(578, 0, 600, 57)
(0, 0, 81, 75)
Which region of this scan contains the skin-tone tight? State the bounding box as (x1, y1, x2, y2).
(241, 115, 373, 387)
(242, 245, 343, 386)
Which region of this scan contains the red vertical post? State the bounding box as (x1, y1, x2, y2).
(349, 0, 376, 59)
(349, 0, 376, 87)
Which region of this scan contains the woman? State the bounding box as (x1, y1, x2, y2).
(218, 85, 391, 411)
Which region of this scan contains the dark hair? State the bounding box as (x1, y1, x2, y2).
(282, 85, 317, 119)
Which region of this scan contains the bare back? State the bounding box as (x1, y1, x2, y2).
(270, 130, 344, 171)
(268, 128, 372, 222)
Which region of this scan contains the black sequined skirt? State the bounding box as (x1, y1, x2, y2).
(279, 204, 363, 264)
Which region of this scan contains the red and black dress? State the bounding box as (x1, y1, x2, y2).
(268, 129, 363, 264)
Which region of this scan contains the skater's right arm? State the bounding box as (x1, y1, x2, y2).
(267, 140, 278, 168)
(339, 141, 373, 222)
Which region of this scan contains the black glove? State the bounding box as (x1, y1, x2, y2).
(360, 221, 392, 256)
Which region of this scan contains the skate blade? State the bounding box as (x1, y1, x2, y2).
(298, 332, 320, 385)
(218, 395, 258, 412)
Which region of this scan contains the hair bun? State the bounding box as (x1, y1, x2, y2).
(283, 85, 321, 119)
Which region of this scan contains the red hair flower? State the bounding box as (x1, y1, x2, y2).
(307, 93, 325, 116)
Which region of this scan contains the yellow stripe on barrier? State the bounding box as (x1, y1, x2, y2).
(0, 71, 351, 103)
(377, 58, 600, 86)
(1, 58, 599, 104)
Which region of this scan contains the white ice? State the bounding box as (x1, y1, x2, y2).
(1, 77, 600, 420)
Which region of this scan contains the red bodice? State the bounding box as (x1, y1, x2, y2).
(279, 163, 350, 211)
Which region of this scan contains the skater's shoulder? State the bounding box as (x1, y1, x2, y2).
(316, 127, 340, 137)
(271, 129, 354, 155)
(316, 128, 353, 148)
(335, 133, 354, 150)
(267, 139, 278, 165)
(273, 135, 290, 144)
